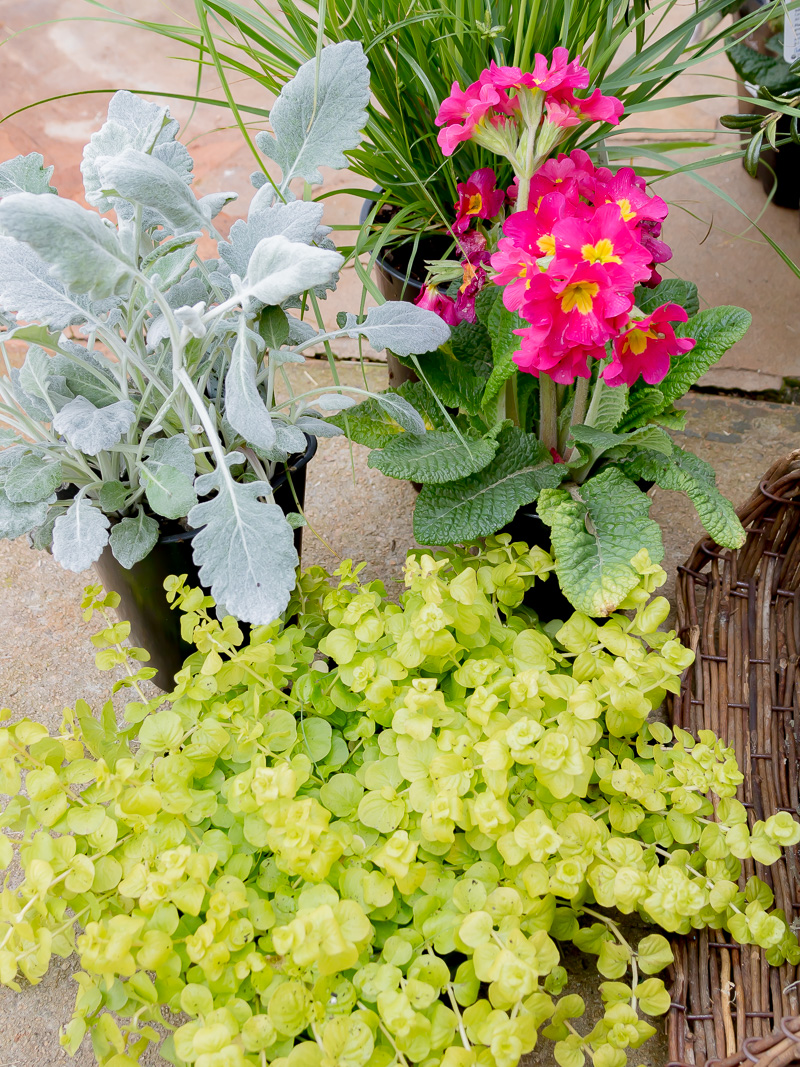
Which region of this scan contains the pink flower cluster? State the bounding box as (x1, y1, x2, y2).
(416, 168, 507, 326)
(435, 48, 623, 157)
(491, 149, 694, 386)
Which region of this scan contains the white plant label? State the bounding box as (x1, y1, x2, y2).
(785, 8, 800, 64)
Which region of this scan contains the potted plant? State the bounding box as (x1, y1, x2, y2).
(331, 53, 750, 619)
(67, 0, 785, 294)
(720, 0, 800, 207)
(2, 546, 800, 1067)
(0, 44, 449, 686)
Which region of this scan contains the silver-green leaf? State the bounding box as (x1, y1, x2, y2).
(239, 234, 343, 306)
(109, 508, 160, 569)
(0, 153, 56, 197)
(4, 456, 63, 504)
(188, 479, 298, 624)
(82, 90, 190, 213)
(140, 461, 198, 520)
(52, 496, 110, 571)
(0, 490, 51, 540)
(100, 148, 236, 236)
(346, 302, 451, 356)
(53, 396, 136, 455)
(224, 319, 276, 451)
(256, 41, 370, 190)
(0, 238, 100, 328)
(0, 193, 136, 299)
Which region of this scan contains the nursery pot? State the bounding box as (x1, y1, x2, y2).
(94, 435, 318, 692)
(734, 0, 800, 209)
(359, 192, 451, 388)
(500, 504, 577, 622)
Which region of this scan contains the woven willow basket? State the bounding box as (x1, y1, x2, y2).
(667, 451, 800, 1066)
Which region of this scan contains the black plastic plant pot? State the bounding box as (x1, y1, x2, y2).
(94, 435, 318, 693)
(500, 504, 577, 622)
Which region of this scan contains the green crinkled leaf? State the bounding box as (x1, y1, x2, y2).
(589, 377, 629, 433)
(109, 509, 160, 569)
(616, 386, 669, 433)
(482, 299, 523, 410)
(411, 320, 493, 416)
(623, 445, 745, 549)
(413, 425, 566, 545)
(569, 424, 673, 468)
(538, 468, 664, 616)
(659, 306, 752, 407)
(634, 279, 699, 317)
(368, 430, 498, 484)
(475, 283, 501, 326)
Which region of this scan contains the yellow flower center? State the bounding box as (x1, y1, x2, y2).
(617, 197, 635, 222)
(623, 326, 661, 355)
(459, 262, 477, 293)
(467, 193, 483, 215)
(561, 281, 599, 315)
(581, 238, 621, 265)
(537, 234, 556, 256)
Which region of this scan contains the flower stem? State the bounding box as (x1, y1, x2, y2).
(538, 373, 557, 453)
(563, 376, 591, 462)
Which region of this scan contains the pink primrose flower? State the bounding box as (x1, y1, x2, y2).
(603, 303, 695, 387)
(490, 193, 569, 310)
(545, 87, 624, 128)
(593, 167, 668, 228)
(454, 264, 489, 323)
(453, 167, 507, 233)
(520, 264, 634, 351)
(414, 284, 460, 326)
(435, 81, 502, 155)
(548, 203, 654, 287)
(491, 240, 541, 311)
(513, 328, 601, 384)
(456, 229, 491, 264)
(527, 150, 600, 207)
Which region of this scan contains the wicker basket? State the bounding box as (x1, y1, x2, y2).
(667, 451, 800, 1065)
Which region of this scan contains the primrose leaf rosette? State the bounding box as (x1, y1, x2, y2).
(2, 538, 799, 1067)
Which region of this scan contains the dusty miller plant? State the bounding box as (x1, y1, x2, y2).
(0, 42, 449, 623)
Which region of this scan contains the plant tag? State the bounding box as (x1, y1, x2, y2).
(785, 9, 800, 63)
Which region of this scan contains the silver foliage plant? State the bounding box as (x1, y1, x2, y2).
(0, 42, 450, 624)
